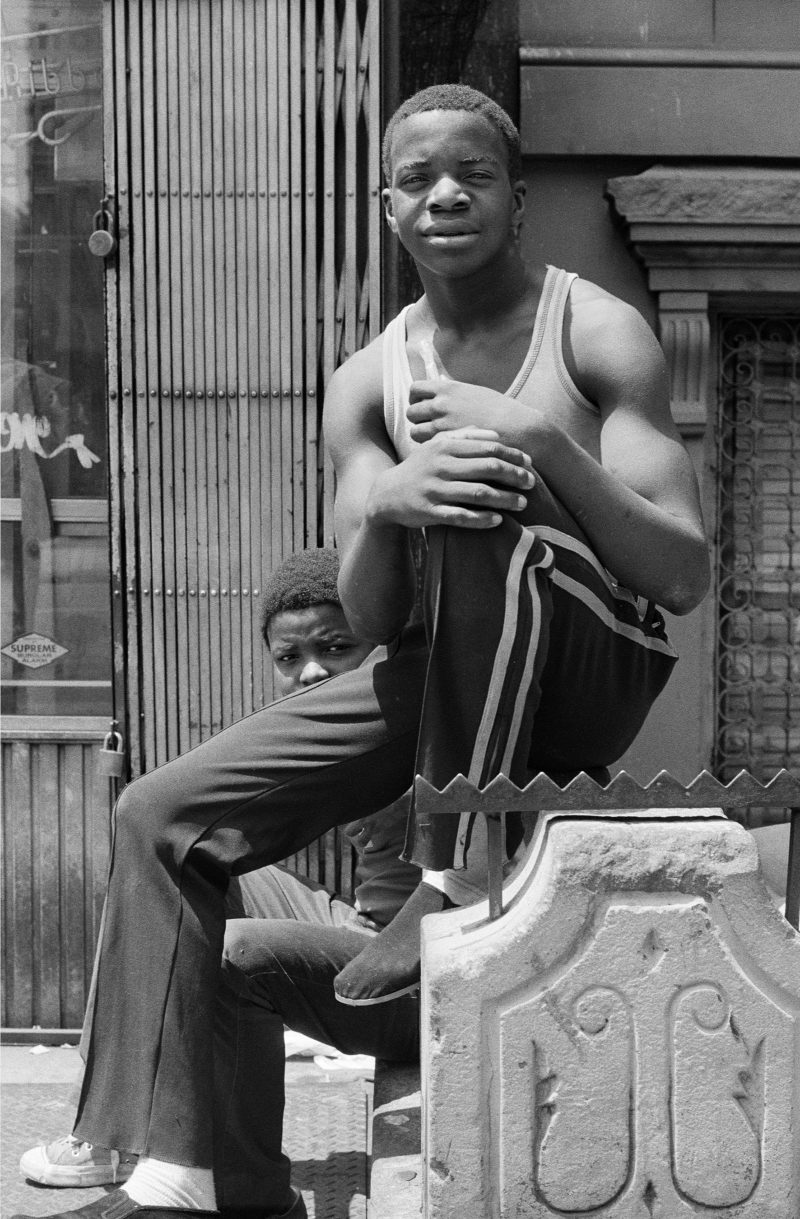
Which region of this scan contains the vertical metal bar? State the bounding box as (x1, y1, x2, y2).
(173, 0, 194, 754)
(486, 813, 505, 921)
(209, 1, 228, 737)
(34, 747, 60, 1023)
(61, 745, 87, 1024)
(227, 0, 245, 726)
(380, 0, 400, 325)
(219, 0, 237, 732)
(276, 0, 294, 568)
(289, 0, 306, 554)
(303, 0, 319, 553)
(3, 744, 33, 1024)
(343, 1, 357, 366)
(266, 0, 283, 580)
(254, 0, 271, 701)
(366, 0, 382, 342)
(185, 0, 204, 749)
(105, 0, 139, 772)
(243, 0, 262, 712)
(786, 808, 800, 930)
(207, 0, 225, 739)
(321, 0, 336, 546)
(196, 0, 215, 743)
(136, 0, 160, 773)
(162, 0, 182, 761)
(151, 0, 174, 767)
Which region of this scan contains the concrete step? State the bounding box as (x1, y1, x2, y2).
(368, 1061, 421, 1219)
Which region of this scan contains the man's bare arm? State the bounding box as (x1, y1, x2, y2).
(405, 295, 709, 614)
(559, 290, 710, 613)
(324, 344, 417, 642)
(324, 341, 537, 641)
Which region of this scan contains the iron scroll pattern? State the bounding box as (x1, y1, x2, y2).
(715, 317, 800, 815)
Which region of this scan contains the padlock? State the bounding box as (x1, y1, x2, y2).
(88, 228, 115, 257)
(98, 727, 126, 779)
(88, 207, 116, 258)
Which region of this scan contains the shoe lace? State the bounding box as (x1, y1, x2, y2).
(59, 1135, 93, 1156)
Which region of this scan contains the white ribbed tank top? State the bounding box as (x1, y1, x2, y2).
(382, 265, 600, 461)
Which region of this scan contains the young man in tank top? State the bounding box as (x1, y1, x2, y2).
(325, 83, 709, 1002)
(17, 87, 708, 1219)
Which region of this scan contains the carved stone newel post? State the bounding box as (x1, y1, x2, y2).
(421, 807, 800, 1217)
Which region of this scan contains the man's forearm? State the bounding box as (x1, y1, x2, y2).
(529, 426, 709, 615)
(338, 516, 417, 643)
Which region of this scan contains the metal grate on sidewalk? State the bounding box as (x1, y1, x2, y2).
(2, 1072, 369, 1219)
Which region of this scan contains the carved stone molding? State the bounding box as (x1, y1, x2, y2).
(606, 167, 800, 434)
(608, 167, 800, 226)
(659, 296, 709, 432)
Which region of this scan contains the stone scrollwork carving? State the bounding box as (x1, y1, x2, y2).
(487, 888, 794, 1216)
(532, 985, 632, 1211)
(423, 813, 800, 1219)
(670, 983, 763, 1207)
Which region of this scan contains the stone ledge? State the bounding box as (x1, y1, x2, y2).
(368, 1061, 422, 1219)
(608, 166, 800, 226)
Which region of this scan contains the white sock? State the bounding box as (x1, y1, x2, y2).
(122, 1156, 217, 1211)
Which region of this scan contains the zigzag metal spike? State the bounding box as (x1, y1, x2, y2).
(482, 773, 532, 804)
(761, 769, 800, 805)
(520, 773, 570, 805)
(414, 768, 800, 817)
(604, 770, 652, 805)
(715, 770, 768, 806)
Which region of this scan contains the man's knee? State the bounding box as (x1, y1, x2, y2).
(222, 918, 283, 979)
(219, 919, 289, 1012)
(113, 764, 193, 849)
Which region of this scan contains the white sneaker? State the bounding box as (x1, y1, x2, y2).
(19, 1135, 136, 1187)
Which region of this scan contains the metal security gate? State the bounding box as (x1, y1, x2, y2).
(714, 315, 800, 825)
(104, 0, 382, 776)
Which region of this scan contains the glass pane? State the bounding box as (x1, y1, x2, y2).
(1, 0, 110, 716)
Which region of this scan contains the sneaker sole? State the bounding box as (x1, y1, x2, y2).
(19, 1156, 134, 1188)
(333, 980, 420, 1006)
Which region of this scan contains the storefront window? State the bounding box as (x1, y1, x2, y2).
(1, 0, 110, 716)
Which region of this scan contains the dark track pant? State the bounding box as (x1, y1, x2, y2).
(74, 477, 676, 1181)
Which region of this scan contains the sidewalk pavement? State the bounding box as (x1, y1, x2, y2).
(1, 1044, 372, 1219)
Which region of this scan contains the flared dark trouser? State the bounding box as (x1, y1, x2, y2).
(74, 477, 677, 1171)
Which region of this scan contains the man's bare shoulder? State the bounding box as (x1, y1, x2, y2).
(323, 332, 386, 446)
(565, 277, 668, 412)
(569, 276, 655, 343)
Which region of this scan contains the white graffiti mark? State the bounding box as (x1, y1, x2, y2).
(0, 412, 101, 470)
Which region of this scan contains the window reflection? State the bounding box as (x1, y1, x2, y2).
(1, 1, 110, 716)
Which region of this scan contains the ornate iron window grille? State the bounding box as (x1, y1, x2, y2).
(714, 315, 800, 822)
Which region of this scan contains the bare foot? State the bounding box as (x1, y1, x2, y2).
(333, 882, 455, 1005)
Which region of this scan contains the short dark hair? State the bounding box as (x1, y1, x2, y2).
(382, 84, 521, 184)
(260, 548, 341, 646)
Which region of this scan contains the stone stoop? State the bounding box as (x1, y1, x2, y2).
(422, 807, 800, 1218)
(368, 1061, 422, 1218)
(368, 806, 800, 1218)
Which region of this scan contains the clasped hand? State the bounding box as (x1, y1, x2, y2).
(370, 416, 535, 531)
(407, 376, 520, 444)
